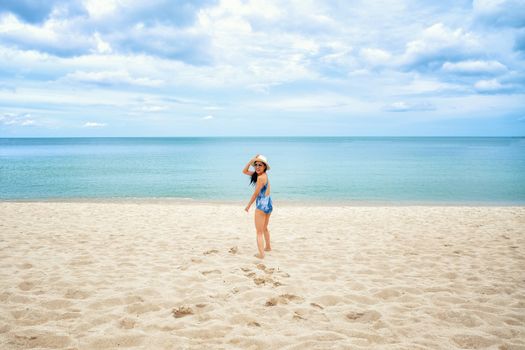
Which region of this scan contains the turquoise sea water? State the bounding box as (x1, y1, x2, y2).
(1, 137, 524, 204)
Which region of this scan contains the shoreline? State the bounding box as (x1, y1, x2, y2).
(1, 197, 524, 207)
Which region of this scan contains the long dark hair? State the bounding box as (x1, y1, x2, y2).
(250, 164, 266, 186)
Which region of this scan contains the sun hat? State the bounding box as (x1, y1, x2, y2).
(253, 155, 270, 170)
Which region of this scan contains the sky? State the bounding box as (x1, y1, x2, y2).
(0, 0, 524, 137)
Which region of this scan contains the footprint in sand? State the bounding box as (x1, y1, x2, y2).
(293, 311, 306, 320)
(203, 249, 219, 255)
(119, 317, 136, 329)
(18, 281, 34, 291)
(373, 288, 401, 300)
(346, 310, 381, 323)
(265, 294, 304, 306)
(249, 264, 283, 286)
(242, 269, 256, 278)
(254, 275, 281, 287)
(201, 270, 222, 276)
(64, 289, 90, 299)
(254, 277, 267, 286)
(172, 306, 193, 318)
(229, 246, 238, 254)
(264, 297, 280, 306)
(256, 263, 276, 274)
(310, 303, 324, 310)
(281, 294, 304, 303)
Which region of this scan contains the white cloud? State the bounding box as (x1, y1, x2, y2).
(141, 105, 168, 112)
(384, 101, 435, 112)
(473, 0, 525, 27)
(84, 0, 120, 19)
(318, 42, 353, 66)
(249, 93, 374, 113)
(360, 48, 392, 67)
(83, 122, 106, 127)
(396, 76, 467, 95)
(442, 60, 507, 74)
(402, 23, 480, 69)
(195, 1, 322, 86)
(0, 13, 95, 56)
(203, 115, 214, 119)
(0, 112, 36, 126)
(386, 101, 410, 112)
(64, 70, 164, 86)
(215, 0, 282, 20)
(474, 78, 507, 91)
(93, 32, 112, 54)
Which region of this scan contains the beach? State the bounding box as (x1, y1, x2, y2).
(0, 201, 524, 349)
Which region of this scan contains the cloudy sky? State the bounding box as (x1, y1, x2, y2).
(0, 0, 524, 136)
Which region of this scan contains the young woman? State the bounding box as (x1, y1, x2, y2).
(243, 154, 273, 259)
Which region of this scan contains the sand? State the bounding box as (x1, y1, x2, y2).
(0, 201, 524, 349)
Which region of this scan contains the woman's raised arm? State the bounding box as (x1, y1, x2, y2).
(242, 154, 259, 175)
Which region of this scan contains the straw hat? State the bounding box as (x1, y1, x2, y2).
(253, 155, 271, 170)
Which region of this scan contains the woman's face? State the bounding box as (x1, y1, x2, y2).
(254, 162, 266, 174)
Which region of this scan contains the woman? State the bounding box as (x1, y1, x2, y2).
(243, 154, 273, 259)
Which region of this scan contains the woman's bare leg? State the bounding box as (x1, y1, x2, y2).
(264, 213, 271, 251)
(254, 209, 266, 259)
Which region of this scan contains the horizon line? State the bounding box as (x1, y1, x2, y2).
(1, 135, 524, 139)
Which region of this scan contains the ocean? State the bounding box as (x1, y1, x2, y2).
(1, 137, 524, 204)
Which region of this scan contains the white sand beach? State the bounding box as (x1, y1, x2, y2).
(0, 202, 524, 349)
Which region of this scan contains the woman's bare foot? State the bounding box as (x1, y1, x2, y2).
(254, 253, 265, 259)
(264, 247, 272, 251)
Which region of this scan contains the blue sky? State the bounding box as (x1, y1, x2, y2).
(0, 0, 524, 136)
